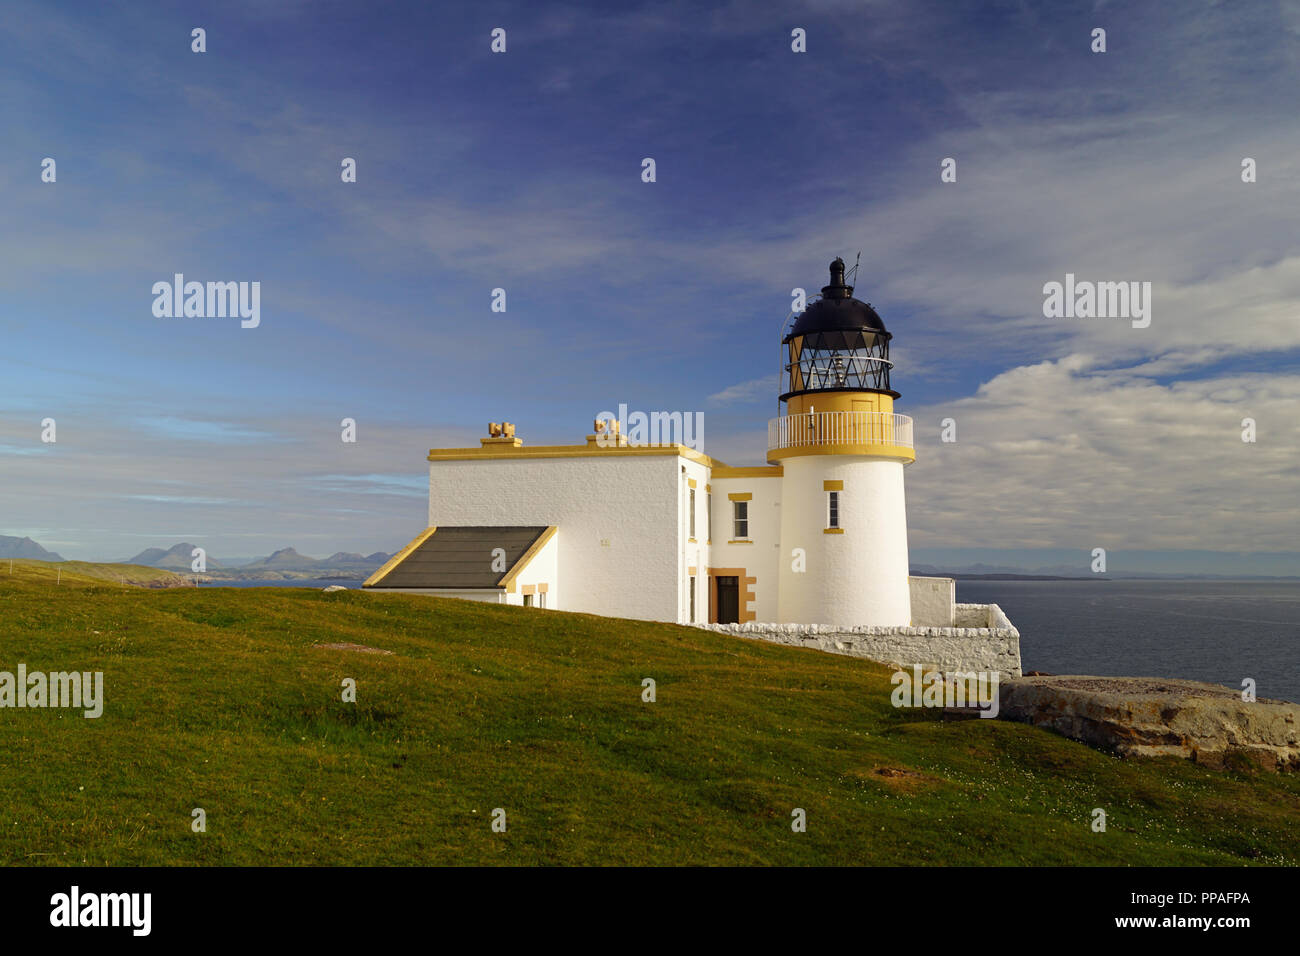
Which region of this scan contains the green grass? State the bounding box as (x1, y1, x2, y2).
(0, 559, 188, 588)
(0, 563, 1296, 865)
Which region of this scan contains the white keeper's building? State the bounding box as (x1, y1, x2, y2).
(367, 259, 923, 628)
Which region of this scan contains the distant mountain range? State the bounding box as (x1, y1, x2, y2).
(2, 535, 391, 579)
(910, 562, 1097, 580)
(235, 547, 392, 570)
(0, 535, 65, 562)
(910, 563, 1300, 581)
(4, 533, 1295, 581)
(124, 542, 225, 570)
(122, 543, 391, 574)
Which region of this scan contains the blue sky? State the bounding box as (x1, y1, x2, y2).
(2, 0, 1299, 572)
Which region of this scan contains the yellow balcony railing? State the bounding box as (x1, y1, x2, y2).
(768, 411, 914, 455)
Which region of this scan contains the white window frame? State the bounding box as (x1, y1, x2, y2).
(733, 500, 749, 539)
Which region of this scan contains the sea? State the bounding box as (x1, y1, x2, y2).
(957, 579, 1300, 703)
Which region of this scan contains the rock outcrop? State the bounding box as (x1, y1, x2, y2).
(999, 676, 1300, 771)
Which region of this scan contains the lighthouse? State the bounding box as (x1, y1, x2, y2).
(373, 251, 1010, 667)
(771, 258, 915, 626)
(376, 254, 927, 631)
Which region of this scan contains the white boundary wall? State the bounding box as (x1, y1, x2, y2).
(909, 575, 955, 626)
(695, 604, 1021, 677)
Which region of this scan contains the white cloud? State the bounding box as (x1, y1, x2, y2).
(707, 375, 779, 405)
(905, 358, 1300, 553)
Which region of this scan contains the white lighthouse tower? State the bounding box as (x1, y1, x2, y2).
(772, 258, 915, 627)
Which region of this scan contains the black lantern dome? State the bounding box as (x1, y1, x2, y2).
(780, 258, 897, 401)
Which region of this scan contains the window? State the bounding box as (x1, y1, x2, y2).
(733, 500, 749, 539)
(689, 575, 696, 621)
(827, 490, 840, 529)
(689, 487, 696, 539)
(538, 590, 546, 609)
(523, 593, 533, 607)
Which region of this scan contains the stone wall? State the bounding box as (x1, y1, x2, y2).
(694, 603, 1021, 677)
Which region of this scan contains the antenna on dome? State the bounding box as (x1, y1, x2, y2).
(846, 251, 861, 287)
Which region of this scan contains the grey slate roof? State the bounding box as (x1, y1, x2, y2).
(365, 525, 552, 589)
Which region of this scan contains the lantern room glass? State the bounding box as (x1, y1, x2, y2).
(782, 329, 892, 398)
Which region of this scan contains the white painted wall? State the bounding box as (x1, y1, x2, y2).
(423, 447, 913, 627)
(507, 531, 558, 608)
(909, 576, 955, 626)
(428, 455, 681, 622)
(678, 458, 712, 624)
(777, 455, 911, 626)
(708, 476, 781, 621)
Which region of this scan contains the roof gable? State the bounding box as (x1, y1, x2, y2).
(364, 525, 554, 589)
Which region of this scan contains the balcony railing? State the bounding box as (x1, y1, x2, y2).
(768, 411, 914, 453)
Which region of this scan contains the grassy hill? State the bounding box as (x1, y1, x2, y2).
(0, 563, 1296, 866)
(0, 559, 190, 588)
